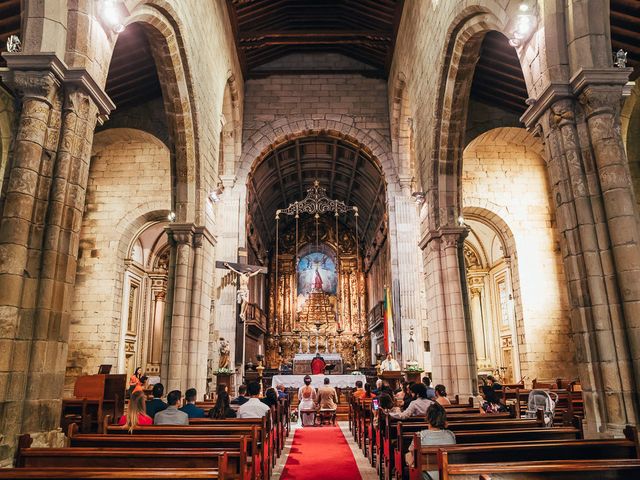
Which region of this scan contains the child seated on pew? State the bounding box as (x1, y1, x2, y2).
(118, 390, 153, 431)
(479, 385, 508, 414)
(405, 403, 456, 480)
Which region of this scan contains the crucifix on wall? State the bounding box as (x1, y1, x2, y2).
(216, 260, 267, 321)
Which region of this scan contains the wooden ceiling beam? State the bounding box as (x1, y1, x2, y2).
(362, 178, 385, 242)
(471, 91, 526, 114)
(474, 63, 528, 85)
(344, 149, 361, 207)
(472, 74, 528, 97)
(249, 178, 272, 245)
(273, 149, 289, 208)
(226, 0, 249, 78)
(295, 139, 304, 200)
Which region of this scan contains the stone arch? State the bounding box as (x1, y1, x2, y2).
(237, 119, 399, 193)
(462, 205, 524, 381)
(120, 3, 200, 224)
(427, 3, 544, 231)
(220, 74, 242, 177)
(92, 127, 167, 156)
(389, 72, 414, 189)
(621, 83, 640, 216)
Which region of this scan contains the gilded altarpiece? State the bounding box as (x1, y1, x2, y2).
(266, 218, 370, 369)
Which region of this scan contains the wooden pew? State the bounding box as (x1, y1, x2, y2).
(17, 448, 241, 480)
(0, 468, 225, 479)
(407, 427, 592, 480)
(472, 459, 640, 479)
(391, 417, 549, 480)
(409, 427, 639, 480)
(102, 424, 267, 480)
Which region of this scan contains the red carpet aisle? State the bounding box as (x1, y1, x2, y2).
(280, 426, 361, 480)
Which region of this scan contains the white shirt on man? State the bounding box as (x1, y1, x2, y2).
(382, 358, 401, 371)
(237, 397, 271, 418)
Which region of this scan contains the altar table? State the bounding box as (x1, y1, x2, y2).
(271, 374, 366, 389)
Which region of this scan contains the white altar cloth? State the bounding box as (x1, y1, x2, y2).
(271, 374, 366, 389)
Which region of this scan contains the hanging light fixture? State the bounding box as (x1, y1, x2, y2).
(100, 0, 126, 33)
(509, 3, 536, 47)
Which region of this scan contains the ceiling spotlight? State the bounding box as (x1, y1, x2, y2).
(167, 212, 176, 222)
(209, 184, 225, 203)
(101, 0, 126, 33)
(519, 3, 530, 12)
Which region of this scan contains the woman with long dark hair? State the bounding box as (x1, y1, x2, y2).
(128, 367, 143, 395)
(209, 390, 236, 419)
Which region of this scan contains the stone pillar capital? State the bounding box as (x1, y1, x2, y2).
(467, 271, 487, 296)
(419, 225, 468, 251)
(166, 223, 195, 245)
(194, 226, 216, 248)
(570, 68, 633, 118)
(1, 52, 115, 122)
(398, 174, 413, 196)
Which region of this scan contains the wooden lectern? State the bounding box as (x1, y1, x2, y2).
(380, 371, 403, 391)
(61, 374, 126, 433)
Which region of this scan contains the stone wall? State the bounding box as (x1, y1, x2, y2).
(66, 129, 171, 390)
(462, 127, 575, 380)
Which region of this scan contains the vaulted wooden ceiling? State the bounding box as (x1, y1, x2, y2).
(104, 23, 163, 109)
(248, 135, 386, 245)
(611, 0, 640, 81)
(227, 0, 404, 78)
(0, 0, 21, 68)
(470, 31, 528, 115)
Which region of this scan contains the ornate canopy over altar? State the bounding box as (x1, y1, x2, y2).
(264, 182, 370, 370)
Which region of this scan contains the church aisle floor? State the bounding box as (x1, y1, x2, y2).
(273, 422, 377, 480)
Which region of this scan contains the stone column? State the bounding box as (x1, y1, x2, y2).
(420, 226, 474, 397)
(467, 272, 490, 370)
(390, 191, 425, 366)
(0, 54, 114, 465)
(166, 224, 194, 392)
(573, 70, 640, 406)
(522, 77, 639, 436)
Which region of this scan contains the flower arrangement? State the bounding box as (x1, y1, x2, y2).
(214, 367, 233, 374)
(405, 364, 424, 372)
(351, 370, 363, 376)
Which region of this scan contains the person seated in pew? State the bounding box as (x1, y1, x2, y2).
(118, 390, 153, 431)
(391, 383, 433, 419)
(146, 383, 168, 418)
(231, 384, 249, 405)
(276, 384, 288, 400)
(372, 378, 384, 395)
(363, 383, 376, 399)
(209, 390, 237, 419)
(405, 402, 456, 480)
(154, 390, 189, 425)
(422, 376, 436, 400)
(486, 374, 502, 391)
(298, 375, 317, 426)
(352, 380, 366, 399)
(261, 387, 279, 408)
(180, 388, 206, 418)
(373, 392, 401, 423)
(479, 385, 508, 414)
(434, 384, 451, 406)
(402, 382, 417, 410)
(317, 377, 338, 410)
(237, 381, 271, 418)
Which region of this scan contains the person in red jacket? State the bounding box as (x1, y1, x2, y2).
(311, 353, 326, 375)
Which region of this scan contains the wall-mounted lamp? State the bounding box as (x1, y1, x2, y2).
(411, 191, 426, 205)
(457, 215, 466, 227)
(100, 0, 126, 34)
(167, 211, 176, 222)
(508, 3, 535, 47)
(209, 183, 225, 203)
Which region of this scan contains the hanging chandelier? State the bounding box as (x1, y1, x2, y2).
(276, 180, 358, 218)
